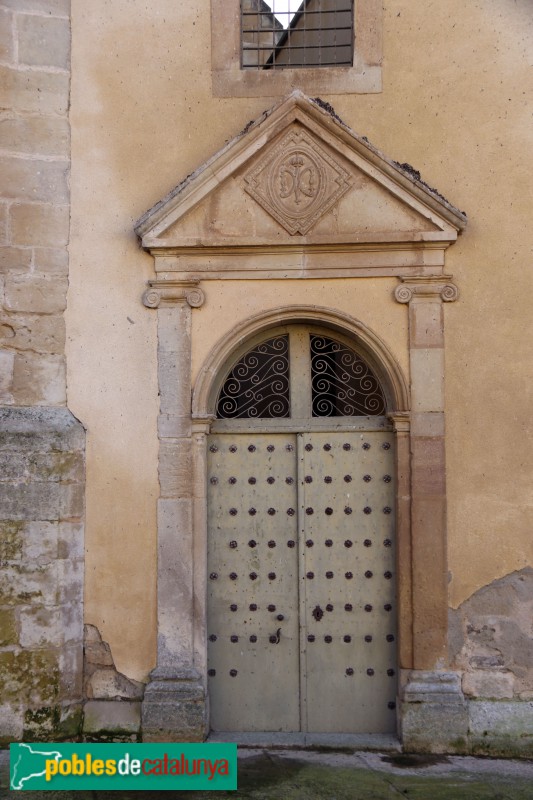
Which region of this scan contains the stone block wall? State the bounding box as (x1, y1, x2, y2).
(0, 408, 84, 743)
(82, 625, 143, 742)
(0, 0, 70, 404)
(0, 1, 85, 744)
(449, 568, 533, 756)
(450, 568, 533, 702)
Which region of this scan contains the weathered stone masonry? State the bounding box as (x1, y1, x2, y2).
(0, 408, 84, 743)
(82, 624, 143, 742)
(0, 0, 86, 744)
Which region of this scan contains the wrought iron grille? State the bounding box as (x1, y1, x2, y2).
(310, 335, 386, 416)
(241, 0, 354, 70)
(216, 336, 290, 418)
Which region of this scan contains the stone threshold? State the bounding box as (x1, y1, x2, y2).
(208, 732, 401, 751)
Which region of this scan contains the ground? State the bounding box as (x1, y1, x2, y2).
(2, 748, 533, 799)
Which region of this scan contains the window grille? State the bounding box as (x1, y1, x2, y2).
(216, 336, 290, 418)
(310, 335, 386, 416)
(216, 332, 386, 419)
(241, 0, 354, 70)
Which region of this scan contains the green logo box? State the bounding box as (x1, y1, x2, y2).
(10, 742, 237, 791)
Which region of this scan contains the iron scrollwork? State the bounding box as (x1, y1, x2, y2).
(310, 335, 386, 416)
(216, 336, 290, 419)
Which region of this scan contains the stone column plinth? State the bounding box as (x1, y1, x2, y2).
(401, 670, 468, 753)
(141, 280, 207, 742)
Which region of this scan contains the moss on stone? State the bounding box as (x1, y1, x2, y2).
(83, 733, 140, 743)
(56, 705, 84, 739)
(23, 705, 61, 740)
(0, 608, 18, 646)
(448, 737, 469, 754)
(28, 451, 83, 482)
(0, 561, 55, 606)
(15, 703, 83, 743)
(470, 735, 533, 759)
(0, 650, 59, 705)
(0, 520, 24, 561)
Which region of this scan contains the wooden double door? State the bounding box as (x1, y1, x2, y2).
(207, 427, 397, 733)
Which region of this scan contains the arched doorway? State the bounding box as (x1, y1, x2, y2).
(206, 325, 397, 733)
(138, 92, 463, 745)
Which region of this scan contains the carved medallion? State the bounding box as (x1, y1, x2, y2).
(244, 127, 353, 235)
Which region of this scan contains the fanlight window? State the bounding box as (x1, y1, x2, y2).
(216, 332, 386, 418)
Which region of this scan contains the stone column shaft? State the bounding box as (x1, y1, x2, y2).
(156, 302, 194, 670)
(141, 279, 207, 741)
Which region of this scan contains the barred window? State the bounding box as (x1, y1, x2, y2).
(212, 0, 382, 97)
(241, 0, 354, 70)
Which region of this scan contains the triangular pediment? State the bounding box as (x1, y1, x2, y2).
(135, 91, 466, 250)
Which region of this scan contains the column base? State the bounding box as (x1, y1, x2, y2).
(141, 668, 207, 742)
(400, 670, 469, 754)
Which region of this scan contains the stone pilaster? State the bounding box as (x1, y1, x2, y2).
(141, 280, 207, 742)
(394, 276, 458, 670)
(0, 1, 82, 745)
(395, 277, 467, 753)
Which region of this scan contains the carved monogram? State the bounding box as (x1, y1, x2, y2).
(279, 153, 317, 206)
(243, 127, 353, 235)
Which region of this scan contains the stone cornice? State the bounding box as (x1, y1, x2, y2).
(142, 280, 205, 309)
(394, 275, 459, 304)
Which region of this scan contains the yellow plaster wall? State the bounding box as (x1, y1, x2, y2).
(68, 0, 533, 678)
(191, 279, 408, 387)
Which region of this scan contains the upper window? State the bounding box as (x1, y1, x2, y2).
(241, 0, 354, 70)
(211, 0, 382, 97)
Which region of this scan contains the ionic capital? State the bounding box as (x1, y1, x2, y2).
(394, 276, 459, 304)
(143, 279, 205, 309)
